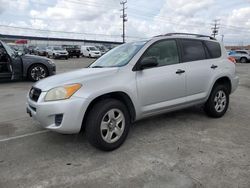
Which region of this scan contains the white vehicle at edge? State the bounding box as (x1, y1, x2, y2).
(27, 33, 239, 151)
(81, 46, 101, 58)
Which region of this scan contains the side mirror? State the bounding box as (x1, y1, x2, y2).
(87, 49, 90, 51)
(139, 57, 158, 70)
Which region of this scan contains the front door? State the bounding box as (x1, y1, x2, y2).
(136, 39, 186, 116)
(0, 42, 22, 80)
(0, 44, 12, 80)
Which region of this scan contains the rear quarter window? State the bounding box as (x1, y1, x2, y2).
(180, 39, 206, 62)
(204, 41, 221, 58)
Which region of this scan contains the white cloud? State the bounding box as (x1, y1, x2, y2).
(0, 0, 250, 44)
(0, 0, 29, 14)
(227, 7, 250, 27)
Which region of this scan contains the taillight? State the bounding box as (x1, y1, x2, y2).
(228, 56, 236, 63)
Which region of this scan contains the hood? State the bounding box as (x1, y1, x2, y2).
(34, 67, 119, 91)
(21, 54, 49, 61)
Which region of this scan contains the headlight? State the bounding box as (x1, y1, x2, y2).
(44, 83, 81, 101)
(47, 60, 54, 65)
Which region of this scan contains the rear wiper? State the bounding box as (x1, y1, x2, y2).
(91, 66, 103, 68)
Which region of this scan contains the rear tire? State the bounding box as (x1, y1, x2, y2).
(240, 57, 247, 63)
(204, 84, 229, 118)
(85, 99, 130, 151)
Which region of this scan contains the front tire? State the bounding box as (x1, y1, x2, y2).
(204, 85, 229, 118)
(28, 64, 48, 82)
(85, 99, 130, 151)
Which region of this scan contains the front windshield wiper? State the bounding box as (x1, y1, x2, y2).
(91, 66, 104, 68)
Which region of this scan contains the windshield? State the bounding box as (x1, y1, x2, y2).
(53, 47, 63, 50)
(1, 42, 15, 56)
(89, 47, 98, 51)
(90, 41, 147, 68)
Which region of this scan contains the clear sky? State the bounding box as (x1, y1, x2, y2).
(0, 0, 250, 45)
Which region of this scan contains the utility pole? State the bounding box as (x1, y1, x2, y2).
(211, 19, 220, 38)
(221, 34, 224, 43)
(120, 0, 127, 43)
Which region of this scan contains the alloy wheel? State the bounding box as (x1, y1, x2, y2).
(214, 90, 227, 113)
(30, 66, 47, 81)
(100, 108, 125, 143)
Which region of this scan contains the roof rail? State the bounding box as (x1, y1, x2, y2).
(154, 33, 216, 40)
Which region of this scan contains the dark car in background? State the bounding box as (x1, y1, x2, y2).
(62, 45, 81, 58)
(9, 44, 29, 55)
(0, 41, 56, 82)
(34, 46, 47, 56)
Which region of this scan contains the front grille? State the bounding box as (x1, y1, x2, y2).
(29, 87, 42, 102)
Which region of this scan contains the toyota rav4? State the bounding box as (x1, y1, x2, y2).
(26, 33, 239, 151)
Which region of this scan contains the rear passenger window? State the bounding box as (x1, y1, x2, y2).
(181, 39, 206, 62)
(204, 41, 221, 58)
(142, 40, 179, 67)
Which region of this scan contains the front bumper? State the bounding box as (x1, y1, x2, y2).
(231, 76, 239, 93)
(48, 64, 56, 76)
(91, 54, 101, 58)
(26, 93, 90, 134)
(55, 54, 68, 58)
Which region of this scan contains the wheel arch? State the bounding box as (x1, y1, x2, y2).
(81, 91, 136, 131)
(211, 76, 232, 94)
(26, 63, 49, 78)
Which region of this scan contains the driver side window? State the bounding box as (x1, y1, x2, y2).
(143, 40, 179, 67)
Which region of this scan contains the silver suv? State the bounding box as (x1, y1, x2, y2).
(229, 50, 250, 63)
(46, 46, 69, 59)
(26, 33, 239, 151)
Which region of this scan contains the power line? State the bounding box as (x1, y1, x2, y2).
(120, 0, 128, 43)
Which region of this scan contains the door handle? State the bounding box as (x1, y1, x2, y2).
(176, 69, 185, 74)
(211, 64, 218, 69)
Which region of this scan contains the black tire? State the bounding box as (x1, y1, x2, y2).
(89, 54, 91, 58)
(65, 56, 68, 60)
(53, 54, 56, 59)
(240, 57, 247, 63)
(204, 84, 229, 118)
(77, 55, 80, 58)
(85, 99, 130, 151)
(28, 64, 49, 82)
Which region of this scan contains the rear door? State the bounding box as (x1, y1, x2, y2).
(179, 39, 221, 101)
(136, 39, 186, 116)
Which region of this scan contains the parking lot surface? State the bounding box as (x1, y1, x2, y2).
(0, 58, 250, 188)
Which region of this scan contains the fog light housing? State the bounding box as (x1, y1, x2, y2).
(55, 114, 63, 126)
